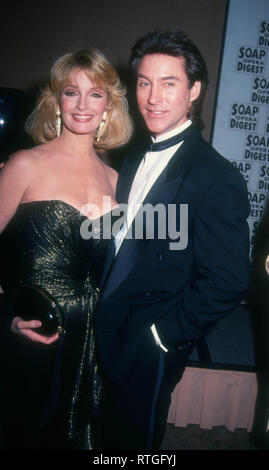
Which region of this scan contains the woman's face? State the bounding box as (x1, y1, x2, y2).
(59, 68, 108, 138)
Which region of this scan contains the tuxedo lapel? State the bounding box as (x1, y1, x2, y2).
(101, 139, 149, 289)
(100, 169, 182, 300)
(101, 126, 201, 300)
(100, 238, 116, 291)
(116, 140, 149, 204)
(100, 142, 147, 291)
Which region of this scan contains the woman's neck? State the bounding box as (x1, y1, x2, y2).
(56, 130, 98, 161)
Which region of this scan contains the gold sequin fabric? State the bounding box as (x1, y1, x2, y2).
(0, 200, 116, 449)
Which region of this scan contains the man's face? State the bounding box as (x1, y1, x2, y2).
(136, 53, 201, 136)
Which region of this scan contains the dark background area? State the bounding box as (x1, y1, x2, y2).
(0, 0, 228, 161)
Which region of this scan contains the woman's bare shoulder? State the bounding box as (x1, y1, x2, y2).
(9, 146, 39, 162)
(5, 144, 49, 171)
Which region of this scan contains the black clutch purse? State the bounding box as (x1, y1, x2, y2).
(13, 285, 64, 336)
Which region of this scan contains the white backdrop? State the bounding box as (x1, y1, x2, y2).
(211, 0, 269, 257)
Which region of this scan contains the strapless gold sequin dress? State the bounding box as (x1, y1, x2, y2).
(0, 200, 116, 450)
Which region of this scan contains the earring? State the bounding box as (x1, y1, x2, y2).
(96, 111, 107, 142)
(56, 106, 61, 138)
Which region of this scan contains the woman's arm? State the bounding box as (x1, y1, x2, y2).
(0, 151, 59, 344)
(0, 151, 34, 232)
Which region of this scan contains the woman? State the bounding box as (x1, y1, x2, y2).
(0, 48, 132, 450)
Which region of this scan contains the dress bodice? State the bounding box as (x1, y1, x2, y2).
(0, 200, 113, 304)
(0, 199, 117, 450)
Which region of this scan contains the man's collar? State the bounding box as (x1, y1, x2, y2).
(151, 120, 192, 144)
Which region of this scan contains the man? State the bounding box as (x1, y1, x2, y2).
(96, 30, 250, 449)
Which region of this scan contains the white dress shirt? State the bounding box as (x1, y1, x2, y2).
(114, 119, 192, 255)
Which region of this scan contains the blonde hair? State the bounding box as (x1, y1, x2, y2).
(25, 48, 133, 150)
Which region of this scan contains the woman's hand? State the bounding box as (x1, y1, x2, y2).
(11, 316, 59, 344)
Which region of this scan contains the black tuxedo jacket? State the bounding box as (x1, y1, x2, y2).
(96, 126, 250, 385)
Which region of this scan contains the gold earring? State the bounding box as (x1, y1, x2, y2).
(56, 106, 61, 138)
(96, 111, 107, 142)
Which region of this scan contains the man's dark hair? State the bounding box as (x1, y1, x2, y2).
(130, 30, 209, 128)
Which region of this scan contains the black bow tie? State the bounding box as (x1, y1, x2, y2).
(149, 124, 193, 152)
